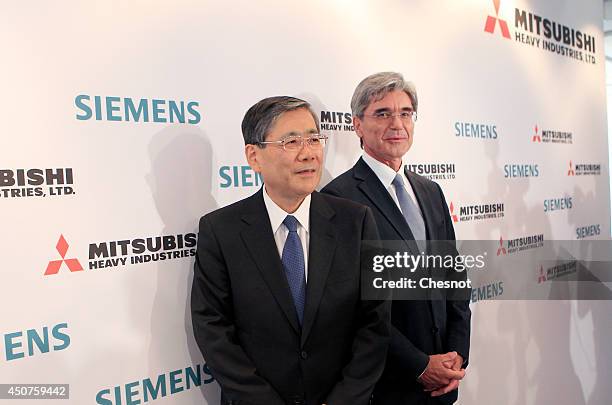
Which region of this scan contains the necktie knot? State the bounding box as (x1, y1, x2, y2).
(392, 173, 404, 189)
(283, 215, 299, 233)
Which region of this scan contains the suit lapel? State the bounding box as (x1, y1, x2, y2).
(354, 158, 420, 255)
(301, 192, 337, 346)
(240, 190, 301, 334)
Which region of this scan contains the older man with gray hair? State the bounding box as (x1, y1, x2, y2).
(192, 96, 390, 405)
(322, 72, 471, 404)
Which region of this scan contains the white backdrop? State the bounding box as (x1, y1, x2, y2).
(1, 0, 610, 404)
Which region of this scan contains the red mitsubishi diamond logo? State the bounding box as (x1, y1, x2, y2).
(497, 236, 507, 256)
(567, 160, 575, 176)
(44, 235, 84, 275)
(449, 202, 459, 223)
(537, 265, 547, 283)
(484, 0, 511, 39)
(532, 125, 541, 142)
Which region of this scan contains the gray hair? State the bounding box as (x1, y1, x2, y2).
(350, 72, 418, 118)
(241, 96, 319, 146)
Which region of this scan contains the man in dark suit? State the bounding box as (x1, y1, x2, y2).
(322, 72, 471, 404)
(191, 96, 390, 405)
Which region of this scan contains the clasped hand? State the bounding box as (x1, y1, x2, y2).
(418, 352, 465, 397)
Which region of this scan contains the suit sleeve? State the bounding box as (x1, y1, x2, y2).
(388, 324, 431, 378)
(437, 183, 471, 367)
(191, 216, 285, 405)
(325, 207, 391, 405)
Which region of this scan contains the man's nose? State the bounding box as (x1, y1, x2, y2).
(389, 114, 404, 129)
(296, 141, 316, 160)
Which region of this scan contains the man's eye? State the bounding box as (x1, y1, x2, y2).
(309, 137, 321, 144)
(284, 138, 299, 145)
(400, 112, 412, 118)
(376, 112, 391, 118)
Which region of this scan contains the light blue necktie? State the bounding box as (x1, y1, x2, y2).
(392, 173, 426, 251)
(281, 215, 306, 326)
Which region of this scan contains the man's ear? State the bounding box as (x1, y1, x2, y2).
(245, 144, 262, 173)
(353, 115, 363, 140)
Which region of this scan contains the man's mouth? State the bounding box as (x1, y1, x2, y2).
(383, 133, 408, 141)
(296, 168, 317, 174)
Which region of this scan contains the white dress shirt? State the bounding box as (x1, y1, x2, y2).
(362, 152, 425, 221)
(262, 187, 310, 281)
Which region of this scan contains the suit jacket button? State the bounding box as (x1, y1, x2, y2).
(431, 326, 439, 333)
(300, 351, 308, 359)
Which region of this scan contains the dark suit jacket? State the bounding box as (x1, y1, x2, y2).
(191, 189, 390, 405)
(322, 157, 471, 405)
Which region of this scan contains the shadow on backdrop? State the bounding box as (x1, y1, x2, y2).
(147, 125, 220, 404)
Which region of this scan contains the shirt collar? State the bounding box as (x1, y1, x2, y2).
(362, 151, 406, 188)
(262, 186, 311, 234)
